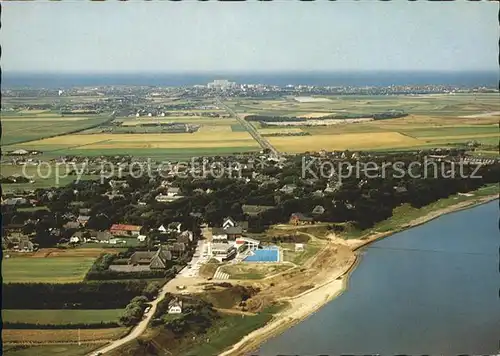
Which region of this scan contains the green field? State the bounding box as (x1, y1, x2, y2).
(2, 256, 96, 283)
(282, 242, 322, 265)
(226, 94, 500, 118)
(2, 117, 111, 146)
(2, 309, 123, 325)
(1, 163, 101, 193)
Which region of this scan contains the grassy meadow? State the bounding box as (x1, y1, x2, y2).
(2, 309, 123, 325)
(2, 108, 111, 146)
(219, 263, 292, 280)
(1, 248, 113, 283)
(2, 256, 96, 283)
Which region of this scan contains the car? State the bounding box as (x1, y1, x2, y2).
(207, 277, 213, 281)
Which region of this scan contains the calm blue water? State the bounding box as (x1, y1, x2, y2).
(255, 200, 500, 355)
(244, 248, 279, 262)
(2, 71, 498, 88)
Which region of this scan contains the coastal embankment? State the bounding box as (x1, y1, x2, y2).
(220, 193, 498, 356)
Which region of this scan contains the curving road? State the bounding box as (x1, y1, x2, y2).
(88, 281, 172, 356)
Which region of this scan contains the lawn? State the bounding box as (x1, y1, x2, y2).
(199, 262, 220, 278)
(2, 256, 97, 283)
(2, 309, 123, 325)
(282, 242, 322, 265)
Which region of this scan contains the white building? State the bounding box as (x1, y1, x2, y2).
(212, 232, 228, 241)
(207, 79, 236, 90)
(235, 237, 260, 251)
(295, 243, 305, 252)
(157, 224, 167, 233)
(222, 217, 237, 229)
(168, 299, 183, 314)
(155, 194, 171, 203)
(69, 236, 81, 244)
(210, 243, 237, 262)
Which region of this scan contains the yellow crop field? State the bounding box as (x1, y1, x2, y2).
(268, 132, 425, 152)
(258, 128, 304, 134)
(18, 109, 50, 114)
(300, 112, 335, 118)
(197, 125, 233, 132)
(19, 132, 259, 149)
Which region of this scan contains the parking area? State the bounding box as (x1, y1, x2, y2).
(178, 240, 210, 278)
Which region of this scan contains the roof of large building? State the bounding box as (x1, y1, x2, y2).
(211, 243, 235, 252)
(110, 224, 142, 232)
(129, 247, 171, 268)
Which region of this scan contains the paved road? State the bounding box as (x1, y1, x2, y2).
(89, 281, 171, 356)
(89, 240, 210, 355)
(215, 97, 279, 157)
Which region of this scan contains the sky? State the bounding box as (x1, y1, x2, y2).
(2, 1, 498, 74)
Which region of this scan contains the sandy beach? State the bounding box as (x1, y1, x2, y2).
(220, 194, 498, 356)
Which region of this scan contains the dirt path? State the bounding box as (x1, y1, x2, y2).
(220, 195, 498, 356)
(88, 280, 172, 356)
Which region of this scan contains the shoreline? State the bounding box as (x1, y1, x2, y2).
(219, 194, 498, 356)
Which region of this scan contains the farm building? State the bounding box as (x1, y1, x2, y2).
(110, 224, 142, 237)
(129, 247, 172, 269)
(9, 149, 30, 156)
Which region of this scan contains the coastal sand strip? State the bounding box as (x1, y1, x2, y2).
(219, 194, 499, 356)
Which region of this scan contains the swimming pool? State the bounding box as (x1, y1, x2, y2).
(244, 247, 279, 262)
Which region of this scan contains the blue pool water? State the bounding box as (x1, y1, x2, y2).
(244, 248, 279, 262)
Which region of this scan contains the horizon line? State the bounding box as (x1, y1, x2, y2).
(3, 69, 499, 76)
